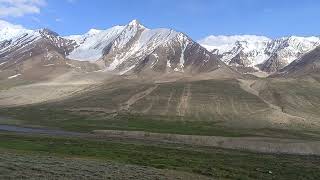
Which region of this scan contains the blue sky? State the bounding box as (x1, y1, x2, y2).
(1, 0, 320, 40)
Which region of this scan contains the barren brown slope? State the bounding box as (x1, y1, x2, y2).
(6, 75, 316, 132)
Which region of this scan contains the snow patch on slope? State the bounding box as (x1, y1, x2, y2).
(119, 65, 135, 75)
(175, 34, 189, 72)
(8, 74, 21, 79)
(66, 26, 125, 61)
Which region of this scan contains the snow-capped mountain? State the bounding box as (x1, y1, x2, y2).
(277, 46, 320, 77)
(0, 20, 76, 64)
(1, 18, 319, 78)
(66, 20, 230, 75)
(0, 19, 236, 80)
(261, 36, 320, 72)
(198, 35, 320, 72)
(0, 21, 84, 81)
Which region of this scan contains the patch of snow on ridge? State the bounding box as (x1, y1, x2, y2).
(8, 74, 21, 79)
(119, 65, 135, 75)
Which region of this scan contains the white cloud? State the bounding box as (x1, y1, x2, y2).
(0, 0, 47, 17)
(55, 18, 62, 22)
(0, 19, 24, 29)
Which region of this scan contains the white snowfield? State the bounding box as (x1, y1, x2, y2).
(65, 26, 125, 61)
(198, 35, 320, 67)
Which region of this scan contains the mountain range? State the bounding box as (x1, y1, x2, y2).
(199, 35, 320, 73)
(1, 19, 320, 81)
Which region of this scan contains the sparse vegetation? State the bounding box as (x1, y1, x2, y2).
(0, 150, 207, 180)
(0, 133, 319, 180)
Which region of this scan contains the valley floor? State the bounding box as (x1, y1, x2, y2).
(0, 132, 319, 180)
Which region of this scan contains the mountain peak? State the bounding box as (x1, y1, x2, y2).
(87, 28, 102, 35)
(38, 28, 59, 37)
(128, 19, 144, 28)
